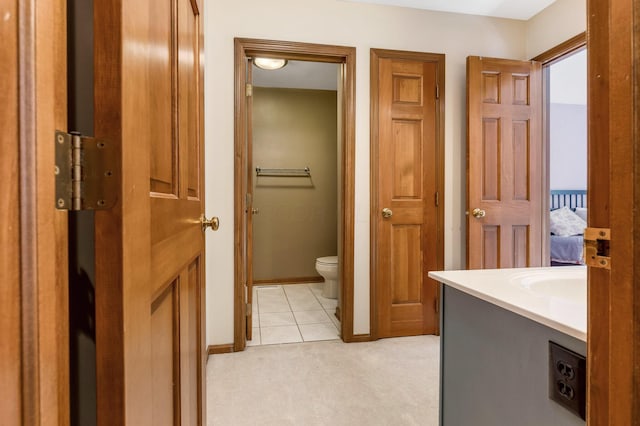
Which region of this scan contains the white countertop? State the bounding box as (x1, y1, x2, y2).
(429, 266, 587, 342)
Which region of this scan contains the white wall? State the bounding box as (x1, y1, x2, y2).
(204, 0, 527, 344)
(526, 0, 586, 58)
(549, 103, 587, 190)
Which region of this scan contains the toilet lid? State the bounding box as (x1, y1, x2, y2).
(316, 256, 338, 265)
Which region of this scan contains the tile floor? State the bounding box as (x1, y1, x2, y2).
(248, 282, 340, 346)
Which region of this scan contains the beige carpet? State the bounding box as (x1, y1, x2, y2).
(207, 335, 440, 426)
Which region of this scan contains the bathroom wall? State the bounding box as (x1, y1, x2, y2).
(526, 0, 587, 58)
(252, 87, 338, 281)
(204, 0, 585, 344)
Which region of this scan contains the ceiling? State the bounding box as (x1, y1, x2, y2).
(253, 60, 339, 91)
(343, 0, 557, 20)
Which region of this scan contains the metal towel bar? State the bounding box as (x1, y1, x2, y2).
(255, 167, 311, 177)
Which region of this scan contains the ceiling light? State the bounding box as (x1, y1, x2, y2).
(254, 57, 288, 70)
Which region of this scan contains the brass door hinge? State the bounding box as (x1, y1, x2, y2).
(246, 303, 252, 316)
(55, 130, 117, 211)
(584, 227, 611, 270)
(246, 83, 253, 97)
(434, 298, 440, 314)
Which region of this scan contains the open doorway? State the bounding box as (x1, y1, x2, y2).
(233, 39, 356, 351)
(534, 34, 587, 267)
(249, 60, 342, 346)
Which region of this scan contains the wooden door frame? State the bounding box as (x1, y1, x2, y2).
(531, 32, 587, 266)
(586, 0, 640, 422)
(233, 38, 356, 350)
(9, 0, 70, 423)
(369, 48, 446, 340)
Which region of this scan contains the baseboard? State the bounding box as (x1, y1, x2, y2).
(253, 276, 323, 285)
(345, 334, 373, 343)
(207, 344, 234, 355)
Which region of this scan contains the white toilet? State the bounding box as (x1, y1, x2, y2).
(315, 256, 338, 299)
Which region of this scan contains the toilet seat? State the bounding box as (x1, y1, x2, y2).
(316, 256, 338, 266)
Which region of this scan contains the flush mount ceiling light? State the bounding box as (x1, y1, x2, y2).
(253, 57, 288, 70)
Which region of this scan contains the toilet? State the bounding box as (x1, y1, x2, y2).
(315, 256, 338, 299)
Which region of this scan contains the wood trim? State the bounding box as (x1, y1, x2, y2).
(532, 35, 587, 267)
(234, 38, 356, 349)
(253, 276, 323, 285)
(634, 1, 640, 419)
(207, 344, 234, 355)
(94, 0, 126, 423)
(2, 0, 21, 422)
(369, 48, 446, 340)
(586, 0, 638, 423)
(15, 1, 70, 424)
(19, 0, 40, 421)
(532, 32, 586, 65)
(348, 334, 374, 343)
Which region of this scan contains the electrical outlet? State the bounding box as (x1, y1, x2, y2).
(549, 341, 586, 420)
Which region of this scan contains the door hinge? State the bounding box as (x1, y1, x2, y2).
(246, 303, 252, 316)
(584, 227, 611, 270)
(246, 83, 253, 97)
(434, 298, 440, 314)
(55, 130, 117, 211)
(435, 191, 439, 206)
(436, 84, 440, 99)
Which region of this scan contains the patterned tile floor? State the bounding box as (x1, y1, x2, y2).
(248, 283, 340, 346)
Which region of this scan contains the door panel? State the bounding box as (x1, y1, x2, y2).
(467, 56, 542, 269)
(372, 51, 443, 338)
(151, 283, 179, 426)
(149, 0, 176, 196)
(94, 0, 205, 424)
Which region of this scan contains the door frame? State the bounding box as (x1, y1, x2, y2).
(8, 0, 70, 423)
(369, 48, 446, 340)
(585, 0, 639, 422)
(531, 32, 587, 266)
(233, 38, 356, 350)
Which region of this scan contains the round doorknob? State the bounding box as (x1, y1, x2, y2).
(471, 208, 486, 219)
(382, 208, 393, 218)
(201, 215, 220, 231)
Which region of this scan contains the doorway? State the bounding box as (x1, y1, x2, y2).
(249, 61, 341, 345)
(233, 39, 356, 351)
(532, 34, 587, 267)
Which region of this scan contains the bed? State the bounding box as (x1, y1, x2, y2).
(550, 190, 587, 266)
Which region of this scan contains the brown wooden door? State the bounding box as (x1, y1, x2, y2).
(94, 0, 206, 424)
(466, 56, 543, 269)
(372, 50, 444, 338)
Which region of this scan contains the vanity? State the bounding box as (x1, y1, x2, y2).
(429, 267, 586, 426)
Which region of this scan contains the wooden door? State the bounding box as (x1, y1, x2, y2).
(371, 50, 444, 338)
(466, 57, 543, 269)
(586, 0, 639, 422)
(94, 0, 206, 424)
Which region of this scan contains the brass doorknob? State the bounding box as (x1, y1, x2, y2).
(201, 215, 220, 231)
(471, 208, 486, 219)
(382, 208, 393, 218)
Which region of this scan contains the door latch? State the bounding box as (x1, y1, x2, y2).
(583, 227, 610, 270)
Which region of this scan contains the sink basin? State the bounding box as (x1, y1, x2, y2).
(510, 268, 586, 302)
